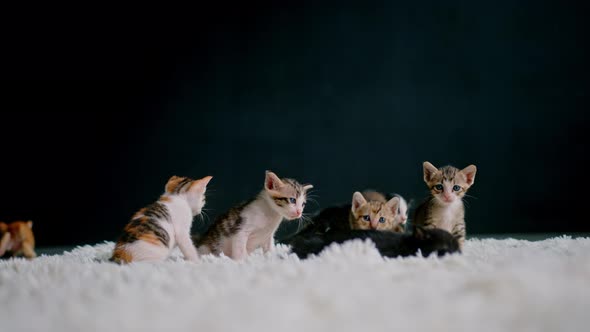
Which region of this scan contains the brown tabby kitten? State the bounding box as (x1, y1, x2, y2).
(413, 161, 477, 250)
(0, 220, 36, 259)
(197, 171, 313, 260)
(349, 191, 402, 232)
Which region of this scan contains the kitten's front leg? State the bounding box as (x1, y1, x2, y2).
(452, 221, 466, 251)
(0, 232, 10, 256)
(176, 232, 199, 262)
(21, 241, 37, 259)
(230, 232, 248, 260)
(262, 236, 274, 253)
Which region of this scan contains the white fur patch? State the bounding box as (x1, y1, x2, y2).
(1, 236, 589, 331)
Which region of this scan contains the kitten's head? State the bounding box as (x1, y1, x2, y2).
(0, 220, 33, 233)
(423, 161, 477, 205)
(350, 192, 400, 231)
(411, 225, 460, 256)
(394, 194, 409, 225)
(264, 171, 313, 220)
(165, 175, 213, 215)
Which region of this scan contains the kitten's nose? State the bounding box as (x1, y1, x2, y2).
(370, 221, 379, 229)
(295, 209, 302, 217)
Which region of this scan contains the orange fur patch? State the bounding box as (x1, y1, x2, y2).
(139, 233, 164, 246)
(0, 221, 36, 258)
(112, 247, 133, 263)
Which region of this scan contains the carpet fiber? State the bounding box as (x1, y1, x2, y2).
(1, 237, 589, 332)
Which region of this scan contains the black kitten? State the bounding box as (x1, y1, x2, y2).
(289, 226, 460, 259)
(278, 203, 352, 245)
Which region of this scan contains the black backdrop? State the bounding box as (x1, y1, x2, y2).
(1, 1, 588, 246)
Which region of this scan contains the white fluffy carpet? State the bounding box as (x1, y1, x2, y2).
(1, 237, 589, 332)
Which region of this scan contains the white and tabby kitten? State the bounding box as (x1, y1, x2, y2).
(197, 171, 313, 260)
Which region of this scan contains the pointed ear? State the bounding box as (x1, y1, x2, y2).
(303, 184, 314, 191)
(265, 171, 284, 191)
(423, 161, 438, 183)
(27, 221, 33, 229)
(190, 175, 213, 193)
(351, 192, 367, 211)
(461, 165, 477, 186)
(385, 197, 400, 215)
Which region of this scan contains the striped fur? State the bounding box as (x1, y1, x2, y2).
(197, 171, 313, 260)
(111, 175, 212, 263)
(0, 220, 36, 259)
(349, 191, 402, 232)
(413, 161, 477, 250)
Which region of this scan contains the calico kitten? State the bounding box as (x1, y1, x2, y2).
(413, 161, 477, 250)
(289, 225, 460, 259)
(350, 191, 402, 231)
(111, 175, 212, 263)
(0, 220, 36, 259)
(196, 171, 313, 260)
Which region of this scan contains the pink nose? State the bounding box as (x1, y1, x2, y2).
(296, 209, 302, 216)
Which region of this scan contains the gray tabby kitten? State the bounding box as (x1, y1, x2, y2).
(413, 161, 476, 250)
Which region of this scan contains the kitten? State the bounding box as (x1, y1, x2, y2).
(280, 190, 405, 245)
(0, 220, 36, 259)
(196, 171, 313, 260)
(413, 161, 477, 250)
(111, 175, 212, 263)
(289, 225, 460, 259)
(350, 191, 402, 231)
(387, 193, 410, 227)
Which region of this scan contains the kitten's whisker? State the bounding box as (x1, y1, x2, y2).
(199, 210, 211, 224)
(306, 197, 320, 207)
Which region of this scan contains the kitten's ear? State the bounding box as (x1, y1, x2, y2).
(265, 171, 284, 191)
(351, 192, 367, 211)
(461, 165, 477, 186)
(27, 221, 33, 229)
(0, 222, 7, 232)
(423, 161, 438, 183)
(303, 184, 314, 191)
(190, 176, 213, 193)
(385, 196, 400, 215)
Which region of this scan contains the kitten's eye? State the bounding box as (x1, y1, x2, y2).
(289, 198, 296, 204)
(379, 217, 385, 223)
(302, 202, 306, 207)
(452, 185, 461, 191)
(362, 215, 370, 221)
(434, 184, 443, 191)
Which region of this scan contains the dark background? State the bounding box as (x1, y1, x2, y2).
(1, 1, 588, 247)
